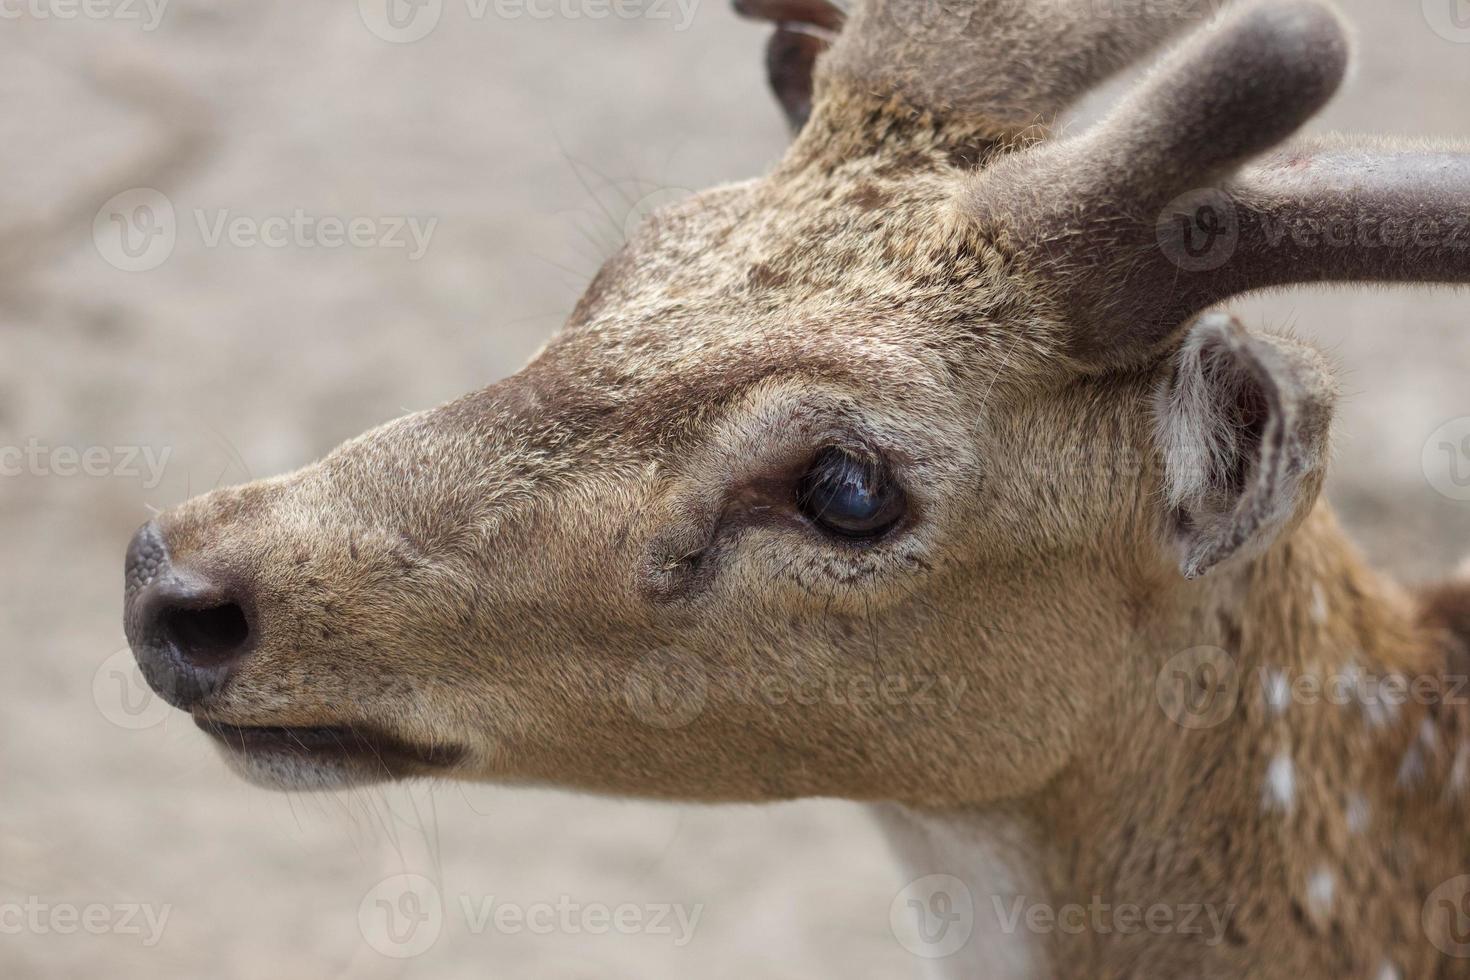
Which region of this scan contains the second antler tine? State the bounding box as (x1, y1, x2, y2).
(1083, 1, 1348, 210)
(816, 0, 1232, 136)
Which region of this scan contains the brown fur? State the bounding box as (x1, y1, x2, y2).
(124, 1, 1470, 975)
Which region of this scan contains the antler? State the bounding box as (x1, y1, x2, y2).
(965, 1, 1470, 367)
(738, 0, 1231, 139)
(1204, 137, 1470, 311)
(822, 0, 1230, 131)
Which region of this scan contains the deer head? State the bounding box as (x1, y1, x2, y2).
(123, 0, 1469, 809)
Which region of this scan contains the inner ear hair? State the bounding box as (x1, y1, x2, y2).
(1154, 313, 1337, 580)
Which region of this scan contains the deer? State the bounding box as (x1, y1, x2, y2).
(121, 0, 1470, 975)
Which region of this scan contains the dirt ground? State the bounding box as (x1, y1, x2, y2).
(4, 0, 1470, 976)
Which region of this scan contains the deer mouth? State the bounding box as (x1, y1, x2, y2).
(194, 718, 464, 784)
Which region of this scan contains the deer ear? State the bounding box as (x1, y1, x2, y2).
(1154, 314, 1337, 580)
(732, 0, 843, 132)
(764, 27, 825, 130)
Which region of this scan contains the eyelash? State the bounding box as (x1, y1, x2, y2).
(795, 446, 908, 542)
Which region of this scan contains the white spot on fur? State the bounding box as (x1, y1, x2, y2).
(1451, 743, 1470, 798)
(1310, 582, 1328, 624)
(1306, 865, 1335, 915)
(1360, 677, 1401, 730)
(1346, 793, 1371, 834)
(1398, 743, 1426, 788)
(1263, 753, 1295, 814)
(1263, 668, 1290, 716)
(1374, 959, 1401, 980)
(1420, 718, 1441, 755)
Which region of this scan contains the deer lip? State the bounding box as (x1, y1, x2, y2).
(193, 718, 463, 772)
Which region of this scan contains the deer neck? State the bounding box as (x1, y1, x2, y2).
(877, 502, 1463, 979)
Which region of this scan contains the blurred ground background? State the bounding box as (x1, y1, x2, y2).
(3, 0, 1470, 976)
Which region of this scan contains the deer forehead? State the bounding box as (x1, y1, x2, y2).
(260, 148, 1146, 554)
(563, 163, 1062, 378)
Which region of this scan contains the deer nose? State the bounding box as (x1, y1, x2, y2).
(124, 520, 256, 709)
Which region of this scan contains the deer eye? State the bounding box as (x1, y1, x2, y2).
(796, 448, 906, 540)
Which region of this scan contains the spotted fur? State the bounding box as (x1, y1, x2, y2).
(127, 1, 1470, 975)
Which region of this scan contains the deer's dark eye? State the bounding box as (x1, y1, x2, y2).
(797, 448, 906, 540)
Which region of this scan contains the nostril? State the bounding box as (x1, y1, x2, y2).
(162, 601, 251, 666)
(125, 520, 259, 709)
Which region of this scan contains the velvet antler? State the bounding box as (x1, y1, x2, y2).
(963, 1, 1470, 366)
(739, 0, 1230, 138)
